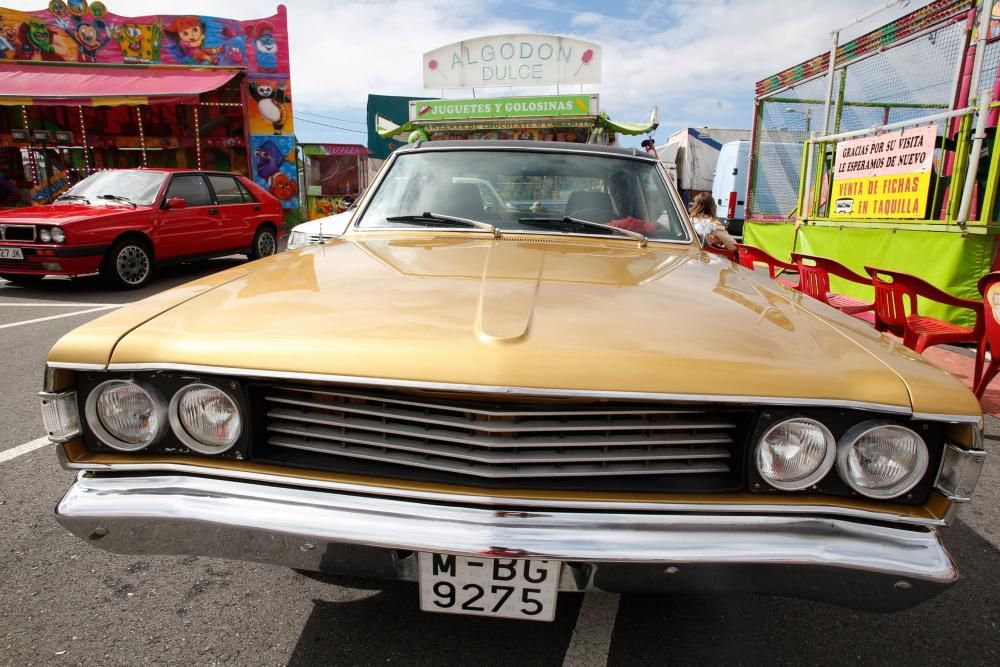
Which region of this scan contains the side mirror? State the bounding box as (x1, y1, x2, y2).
(166, 197, 187, 210)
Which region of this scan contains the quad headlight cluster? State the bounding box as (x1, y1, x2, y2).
(37, 226, 66, 243)
(82, 379, 241, 454)
(755, 417, 930, 499)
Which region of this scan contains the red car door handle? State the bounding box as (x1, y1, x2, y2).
(208, 208, 219, 215)
(253, 205, 261, 211)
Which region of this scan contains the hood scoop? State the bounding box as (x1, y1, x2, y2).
(476, 243, 545, 343)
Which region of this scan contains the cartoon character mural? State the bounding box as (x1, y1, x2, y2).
(0, 20, 15, 57)
(1, 5, 288, 70)
(308, 195, 353, 220)
(21, 18, 76, 60)
(1, 3, 296, 215)
(247, 20, 278, 72)
(52, 1, 111, 63)
(251, 136, 298, 209)
(163, 15, 223, 64)
(111, 19, 160, 63)
(248, 80, 293, 135)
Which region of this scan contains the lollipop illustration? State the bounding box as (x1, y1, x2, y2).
(574, 49, 594, 76)
(428, 59, 447, 80)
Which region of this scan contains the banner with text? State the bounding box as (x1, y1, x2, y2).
(422, 34, 601, 89)
(830, 124, 937, 219)
(409, 95, 597, 121)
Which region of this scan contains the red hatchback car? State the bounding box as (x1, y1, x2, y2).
(0, 169, 285, 289)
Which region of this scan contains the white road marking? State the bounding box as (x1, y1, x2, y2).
(0, 304, 120, 330)
(0, 302, 122, 307)
(0, 437, 52, 465)
(562, 592, 620, 667)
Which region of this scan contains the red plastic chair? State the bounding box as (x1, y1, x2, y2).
(791, 253, 876, 324)
(865, 267, 984, 357)
(703, 244, 738, 262)
(973, 272, 1000, 398)
(735, 244, 798, 289)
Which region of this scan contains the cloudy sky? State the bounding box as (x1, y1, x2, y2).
(4, 0, 935, 145)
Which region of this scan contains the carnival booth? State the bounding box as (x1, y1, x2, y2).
(375, 34, 658, 147)
(744, 0, 1000, 326)
(300, 143, 369, 220)
(0, 1, 298, 219)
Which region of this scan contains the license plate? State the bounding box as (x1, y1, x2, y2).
(418, 553, 560, 621)
(0, 247, 23, 260)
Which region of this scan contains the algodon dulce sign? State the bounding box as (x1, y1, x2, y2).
(422, 34, 602, 89)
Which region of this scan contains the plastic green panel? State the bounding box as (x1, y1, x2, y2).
(743, 222, 995, 328)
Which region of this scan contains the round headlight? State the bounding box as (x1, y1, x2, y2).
(755, 417, 836, 490)
(85, 380, 166, 451)
(169, 383, 241, 454)
(837, 422, 928, 499)
(50, 227, 65, 243)
(38, 228, 51, 243)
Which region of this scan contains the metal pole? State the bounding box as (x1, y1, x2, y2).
(832, 0, 910, 34)
(796, 135, 810, 219)
(812, 106, 976, 143)
(820, 31, 839, 136)
(947, 15, 973, 113)
(821, 1, 910, 135)
(833, 68, 847, 133)
(802, 132, 817, 218)
(966, 3, 992, 108)
(957, 90, 992, 225)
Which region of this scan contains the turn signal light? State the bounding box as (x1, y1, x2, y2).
(39, 391, 81, 442)
(935, 443, 987, 502)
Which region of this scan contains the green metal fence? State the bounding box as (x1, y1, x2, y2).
(748, 0, 974, 222)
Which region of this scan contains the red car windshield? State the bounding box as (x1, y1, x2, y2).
(58, 171, 167, 207)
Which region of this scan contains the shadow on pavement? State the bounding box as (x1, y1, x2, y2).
(608, 519, 1000, 665)
(286, 581, 583, 667)
(0, 257, 249, 303)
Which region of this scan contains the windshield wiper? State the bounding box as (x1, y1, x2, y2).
(385, 212, 500, 238)
(55, 194, 88, 203)
(96, 194, 137, 208)
(518, 216, 647, 247)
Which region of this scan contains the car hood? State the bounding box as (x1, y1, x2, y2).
(293, 211, 353, 236)
(52, 234, 979, 416)
(0, 203, 142, 225)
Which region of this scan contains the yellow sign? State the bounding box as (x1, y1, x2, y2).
(831, 173, 931, 219)
(830, 124, 936, 220)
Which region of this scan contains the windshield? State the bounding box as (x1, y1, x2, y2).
(60, 171, 167, 206)
(356, 150, 690, 243)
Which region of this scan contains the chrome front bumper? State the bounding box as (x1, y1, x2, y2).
(54, 472, 959, 612)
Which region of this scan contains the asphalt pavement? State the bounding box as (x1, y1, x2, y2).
(1, 258, 998, 666)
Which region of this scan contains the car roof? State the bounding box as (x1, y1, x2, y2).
(101, 168, 246, 175)
(396, 140, 659, 161)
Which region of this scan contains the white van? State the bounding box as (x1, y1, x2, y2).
(711, 140, 750, 238)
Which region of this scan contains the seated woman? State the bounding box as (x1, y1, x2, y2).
(689, 192, 736, 251)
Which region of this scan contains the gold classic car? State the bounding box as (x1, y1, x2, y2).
(44, 141, 987, 621)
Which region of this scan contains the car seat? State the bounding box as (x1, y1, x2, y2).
(437, 182, 485, 221)
(564, 191, 616, 223)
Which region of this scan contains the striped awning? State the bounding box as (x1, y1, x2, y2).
(0, 63, 241, 107)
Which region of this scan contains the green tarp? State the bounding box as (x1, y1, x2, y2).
(366, 94, 434, 159)
(596, 113, 656, 136)
(744, 222, 995, 328)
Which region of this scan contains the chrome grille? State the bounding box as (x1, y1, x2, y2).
(260, 385, 741, 482)
(0, 224, 35, 242)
